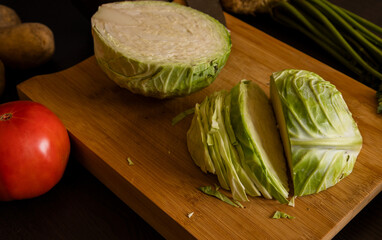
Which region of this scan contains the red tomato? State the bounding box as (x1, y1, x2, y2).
(0, 101, 70, 201)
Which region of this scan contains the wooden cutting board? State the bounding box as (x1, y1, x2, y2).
(17, 13, 382, 240)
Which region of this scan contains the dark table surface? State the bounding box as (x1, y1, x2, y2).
(0, 0, 381, 239)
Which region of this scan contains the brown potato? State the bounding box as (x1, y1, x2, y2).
(0, 5, 21, 28)
(220, 0, 275, 14)
(0, 23, 55, 69)
(0, 60, 4, 96)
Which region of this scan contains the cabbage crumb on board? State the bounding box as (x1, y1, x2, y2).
(91, 1, 231, 99)
(187, 70, 362, 204)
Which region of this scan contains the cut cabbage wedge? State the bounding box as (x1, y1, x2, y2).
(270, 69, 362, 196)
(188, 80, 288, 203)
(230, 80, 289, 203)
(187, 70, 362, 204)
(187, 90, 261, 201)
(91, 1, 231, 98)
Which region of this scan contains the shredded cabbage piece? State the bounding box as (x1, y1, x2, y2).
(172, 108, 195, 126)
(127, 157, 134, 166)
(199, 185, 243, 208)
(272, 211, 295, 219)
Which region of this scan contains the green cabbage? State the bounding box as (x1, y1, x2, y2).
(91, 1, 231, 98)
(187, 80, 289, 203)
(270, 69, 362, 196)
(187, 70, 362, 204)
(187, 90, 261, 201)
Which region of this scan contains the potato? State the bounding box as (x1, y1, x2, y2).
(0, 60, 4, 96)
(0, 5, 21, 28)
(220, 0, 275, 14)
(0, 23, 55, 69)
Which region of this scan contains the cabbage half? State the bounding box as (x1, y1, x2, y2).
(91, 1, 231, 98)
(187, 80, 289, 203)
(270, 69, 363, 196)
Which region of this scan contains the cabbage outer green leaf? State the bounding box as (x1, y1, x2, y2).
(270, 69, 362, 196)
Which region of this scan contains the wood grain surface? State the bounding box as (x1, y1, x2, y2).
(17, 13, 382, 239)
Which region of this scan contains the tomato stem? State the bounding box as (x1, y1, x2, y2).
(0, 113, 13, 121)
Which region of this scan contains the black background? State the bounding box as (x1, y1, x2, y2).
(0, 0, 381, 239)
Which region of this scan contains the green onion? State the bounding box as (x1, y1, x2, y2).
(221, 0, 382, 113)
(270, 0, 382, 113)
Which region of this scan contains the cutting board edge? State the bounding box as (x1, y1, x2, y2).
(325, 183, 382, 240)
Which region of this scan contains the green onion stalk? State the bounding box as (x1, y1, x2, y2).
(221, 0, 382, 113)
